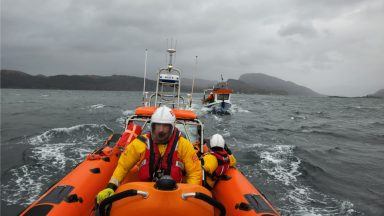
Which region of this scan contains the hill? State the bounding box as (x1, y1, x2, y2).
(1, 70, 321, 96)
(229, 73, 321, 96)
(1, 70, 158, 91)
(366, 89, 384, 98)
(1, 70, 218, 92)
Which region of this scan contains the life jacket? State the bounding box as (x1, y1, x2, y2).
(206, 94, 214, 103)
(207, 149, 230, 180)
(116, 123, 142, 149)
(138, 129, 184, 182)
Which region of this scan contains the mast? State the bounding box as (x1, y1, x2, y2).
(142, 49, 148, 105)
(190, 56, 198, 106)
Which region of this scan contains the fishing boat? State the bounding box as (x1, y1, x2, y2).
(20, 48, 280, 216)
(202, 77, 233, 114)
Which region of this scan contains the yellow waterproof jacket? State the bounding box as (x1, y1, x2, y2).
(202, 153, 236, 188)
(109, 134, 202, 186)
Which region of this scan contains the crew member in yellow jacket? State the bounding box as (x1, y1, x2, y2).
(202, 134, 236, 189)
(97, 106, 202, 204)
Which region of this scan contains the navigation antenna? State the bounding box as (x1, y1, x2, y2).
(173, 40, 177, 66)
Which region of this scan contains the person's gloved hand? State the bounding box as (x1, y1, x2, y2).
(97, 188, 114, 204)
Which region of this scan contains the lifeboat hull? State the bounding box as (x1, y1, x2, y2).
(212, 167, 280, 216)
(19, 126, 280, 216)
(204, 101, 232, 114)
(19, 133, 128, 216)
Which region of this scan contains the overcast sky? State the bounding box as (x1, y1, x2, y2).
(1, 0, 383, 96)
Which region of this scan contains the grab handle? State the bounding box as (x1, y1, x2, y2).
(98, 189, 149, 216)
(182, 192, 226, 216)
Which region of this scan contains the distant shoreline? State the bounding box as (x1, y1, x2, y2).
(2, 69, 382, 98)
(3, 88, 381, 100)
(328, 95, 383, 99)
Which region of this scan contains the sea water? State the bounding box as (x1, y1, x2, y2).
(1, 89, 384, 215)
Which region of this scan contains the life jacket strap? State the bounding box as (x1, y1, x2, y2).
(137, 135, 147, 144)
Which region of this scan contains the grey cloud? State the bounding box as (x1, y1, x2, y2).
(278, 22, 318, 38)
(1, 0, 384, 96)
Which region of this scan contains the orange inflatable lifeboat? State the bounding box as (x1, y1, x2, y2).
(20, 106, 280, 216)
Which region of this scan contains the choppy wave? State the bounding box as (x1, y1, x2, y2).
(29, 124, 113, 145)
(115, 117, 126, 126)
(122, 109, 134, 116)
(370, 121, 384, 127)
(1, 124, 112, 206)
(221, 128, 231, 138)
(189, 102, 202, 112)
(198, 103, 250, 115)
(200, 106, 212, 114)
(89, 104, 106, 110)
(114, 110, 135, 127)
(239, 143, 357, 215)
(290, 116, 307, 120)
(114, 110, 134, 126)
(230, 104, 250, 113)
(259, 145, 301, 186)
(345, 105, 383, 111)
(300, 129, 351, 140)
(212, 115, 223, 122)
(200, 103, 250, 114)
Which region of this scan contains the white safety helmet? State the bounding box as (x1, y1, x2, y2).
(210, 134, 225, 148)
(151, 106, 176, 132)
